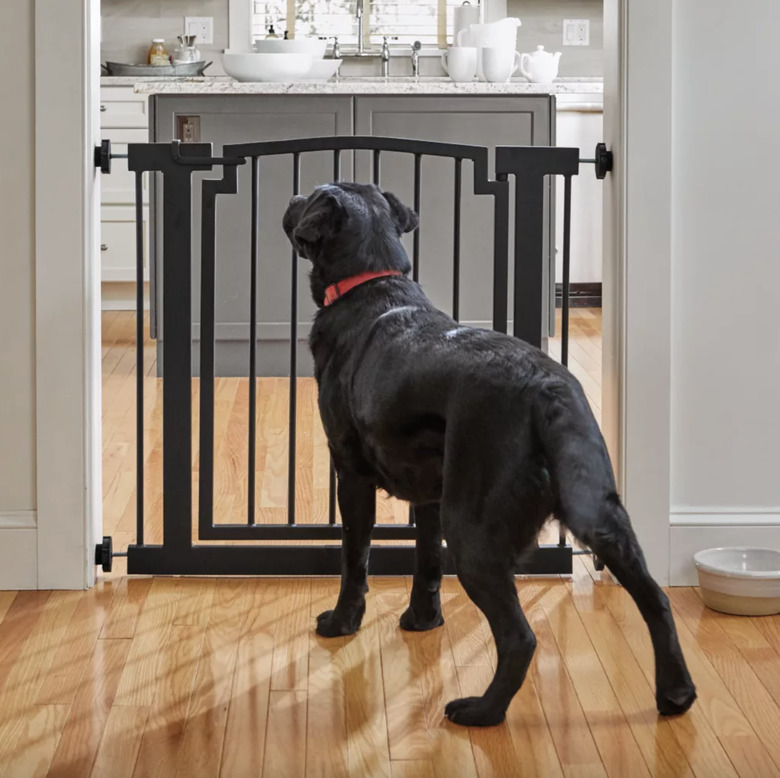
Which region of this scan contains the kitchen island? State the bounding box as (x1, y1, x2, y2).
(131, 76, 602, 376)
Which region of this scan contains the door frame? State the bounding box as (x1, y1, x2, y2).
(34, 0, 102, 588)
(39, 0, 675, 588)
(602, 0, 674, 584)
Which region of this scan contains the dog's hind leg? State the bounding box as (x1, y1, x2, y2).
(562, 493, 696, 715)
(400, 502, 444, 631)
(316, 472, 376, 637)
(443, 524, 536, 727)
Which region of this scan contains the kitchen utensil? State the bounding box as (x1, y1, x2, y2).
(452, 2, 480, 46)
(253, 38, 328, 57)
(441, 46, 477, 82)
(519, 45, 561, 83)
(694, 547, 780, 615)
(103, 60, 211, 77)
(481, 46, 521, 83)
(221, 51, 313, 82)
(172, 34, 201, 65)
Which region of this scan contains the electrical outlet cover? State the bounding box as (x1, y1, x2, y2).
(185, 17, 214, 45)
(562, 19, 590, 47)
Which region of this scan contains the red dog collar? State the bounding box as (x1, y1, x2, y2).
(323, 270, 403, 306)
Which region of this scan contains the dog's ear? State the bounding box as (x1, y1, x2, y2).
(382, 191, 419, 235)
(292, 190, 347, 252)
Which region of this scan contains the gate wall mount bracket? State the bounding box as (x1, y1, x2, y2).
(94, 139, 128, 174)
(579, 142, 614, 179)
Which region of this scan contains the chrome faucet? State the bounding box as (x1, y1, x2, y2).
(381, 36, 390, 77)
(356, 0, 366, 56)
(332, 36, 341, 59)
(411, 40, 421, 78)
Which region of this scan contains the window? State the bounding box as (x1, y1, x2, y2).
(252, 1, 468, 48)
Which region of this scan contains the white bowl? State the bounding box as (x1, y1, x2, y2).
(301, 59, 342, 82)
(254, 38, 328, 58)
(693, 546, 780, 615)
(222, 51, 313, 82)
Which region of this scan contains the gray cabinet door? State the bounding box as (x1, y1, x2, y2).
(354, 95, 555, 337)
(151, 95, 353, 376)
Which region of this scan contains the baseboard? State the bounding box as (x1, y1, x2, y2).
(0, 528, 37, 589)
(669, 517, 780, 585)
(555, 282, 602, 308)
(0, 510, 37, 529)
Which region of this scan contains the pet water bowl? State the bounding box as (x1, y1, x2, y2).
(693, 547, 780, 615)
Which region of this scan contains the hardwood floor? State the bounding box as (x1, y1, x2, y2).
(7, 308, 780, 776)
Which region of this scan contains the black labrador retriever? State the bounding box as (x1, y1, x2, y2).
(283, 182, 696, 727)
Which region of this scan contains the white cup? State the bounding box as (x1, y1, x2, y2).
(481, 46, 521, 83)
(441, 46, 477, 83)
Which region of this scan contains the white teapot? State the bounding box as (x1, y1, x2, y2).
(519, 45, 561, 83)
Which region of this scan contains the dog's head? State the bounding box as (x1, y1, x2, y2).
(283, 182, 418, 307)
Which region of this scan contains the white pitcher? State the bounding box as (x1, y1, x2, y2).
(519, 45, 562, 83)
(457, 17, 521, 80)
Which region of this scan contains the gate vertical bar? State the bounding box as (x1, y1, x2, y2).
(561, 174, 572, 368)
(248, 157, 259, 525)
(492, 174, 509, 334)
(288, 153, 300, 524)
(412, 153, 421, 282)
(135, 172, 145, 546)
(452, 158, 462, 321)
(161, 162, 199, 550)
(198, 162, 240, 539)
(373, 150, 381, 186)
(329, 149, 340, 526)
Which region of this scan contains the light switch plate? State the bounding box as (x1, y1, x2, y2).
(185, 16, 214, 45)
(563, 19, 590, 46)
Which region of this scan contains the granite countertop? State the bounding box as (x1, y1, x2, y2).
(122, 76, 603, 96)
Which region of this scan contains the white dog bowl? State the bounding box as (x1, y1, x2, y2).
(222, 51, 312, 82)
(254, 38, 328, 58)
(301, 59, 342, 82)
(693, 547, 780, 615)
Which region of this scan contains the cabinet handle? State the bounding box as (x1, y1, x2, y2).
(101, 244, 108, 251)
(100, 104, 107, 112)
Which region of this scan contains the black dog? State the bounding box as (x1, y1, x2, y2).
(283, 182, 696, 727)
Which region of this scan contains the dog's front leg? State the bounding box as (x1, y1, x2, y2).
(400, 502, 445, 631)
(316, 472, 376, 637)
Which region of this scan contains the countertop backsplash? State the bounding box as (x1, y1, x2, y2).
(101, 0, 603, 79)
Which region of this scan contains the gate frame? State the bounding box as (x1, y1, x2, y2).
(123, 137, 581, 577)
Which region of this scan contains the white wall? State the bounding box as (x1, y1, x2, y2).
(669, 0, 780, 582)
(0, 0, 38, 587)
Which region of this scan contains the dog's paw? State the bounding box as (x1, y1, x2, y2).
(657, 683, 697, 716)
(315, 609, 361, 638)
(444, 696, 506, 727)
(399, 606, 444, 632)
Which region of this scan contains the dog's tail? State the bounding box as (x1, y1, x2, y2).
(532, 380, 619, 521)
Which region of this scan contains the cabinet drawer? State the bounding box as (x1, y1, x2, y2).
(100, 87, 149, 129)
(101, 129, 149, 205)
(100, 206, 149, 282)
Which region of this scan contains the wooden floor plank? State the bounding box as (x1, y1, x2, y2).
(114, 579, 180, 707)
(90, 705, 149, 778)
(1, 704, 70, 778)
(131, 624, 206, 778)
(271, 579, 312, 691)
(174, 583, 248, 778)
(37, 581, 118, 705)
(343, 583, 392, 778)
(47, 637, 132, 778)
(375, 579, 431, 762)
(539, 584, 651, 778)
(263, 690, 308, 778)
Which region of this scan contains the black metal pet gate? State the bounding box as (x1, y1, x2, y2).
(95, 136, 611, 577)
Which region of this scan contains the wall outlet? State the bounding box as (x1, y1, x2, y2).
(185, 17, 214, 45)
(562, 19, 590, 47)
